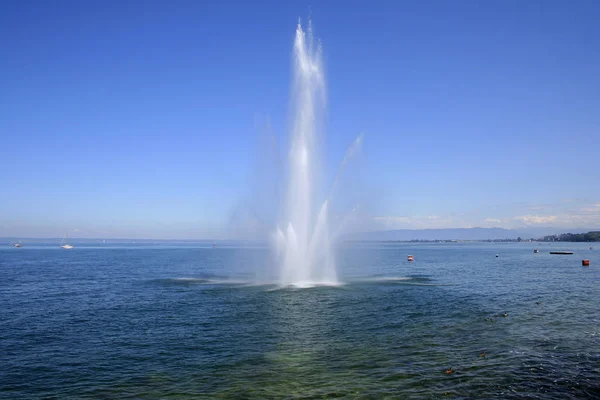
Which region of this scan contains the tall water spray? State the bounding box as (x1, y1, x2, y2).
(273, 20, 337, 287)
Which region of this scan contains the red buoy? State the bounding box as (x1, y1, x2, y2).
(407, 255, 414, 262)
(582, 259, 590, 266)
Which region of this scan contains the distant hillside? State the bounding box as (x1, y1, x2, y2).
(345, 227, 596, 241)
(544, 231, 600, 242)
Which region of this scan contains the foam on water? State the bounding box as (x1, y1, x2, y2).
(165, 277, 249, 285)
(286, 280, 344, 289)
(359, 276, 412, 282)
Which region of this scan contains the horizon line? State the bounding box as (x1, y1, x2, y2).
(3, 226, 599, 243)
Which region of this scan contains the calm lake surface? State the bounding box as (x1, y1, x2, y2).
(1, 242, 599, 399)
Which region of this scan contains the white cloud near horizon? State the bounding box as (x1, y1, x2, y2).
(4, 200, 600, 239)
(373, 215, 464, 230)
(512, 215, 558, 225)
(370, 200, 600, 230)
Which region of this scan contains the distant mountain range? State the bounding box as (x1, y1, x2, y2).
(346, 227, 597, 241)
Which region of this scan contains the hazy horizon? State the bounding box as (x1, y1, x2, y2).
(3, 226, 599, 242)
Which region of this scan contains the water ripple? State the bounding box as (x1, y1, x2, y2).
(1, 243, 599, 399)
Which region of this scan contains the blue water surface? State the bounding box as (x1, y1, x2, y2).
(1, 242, 599, 399)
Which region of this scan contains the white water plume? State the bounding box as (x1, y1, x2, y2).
(270, 19, 365, 287)
(272, 19, 335, 286)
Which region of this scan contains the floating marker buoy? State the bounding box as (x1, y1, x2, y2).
(582, 259, 590, 266)
(407, 255, 414, 262)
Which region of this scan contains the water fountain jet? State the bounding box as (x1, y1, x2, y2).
(272, 19, 337, 287)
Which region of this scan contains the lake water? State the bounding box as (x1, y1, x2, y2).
(1, 242, 599, 399)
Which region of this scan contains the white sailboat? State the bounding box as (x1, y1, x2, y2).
(60, 232, 74, 249)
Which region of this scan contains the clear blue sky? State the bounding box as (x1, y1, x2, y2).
(1, 0, 599, 238)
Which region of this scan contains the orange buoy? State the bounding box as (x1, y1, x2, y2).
(407, 255, 414, 262)
(582, 259, 590, 266)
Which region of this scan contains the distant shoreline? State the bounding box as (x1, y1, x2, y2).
(3, 230, 599, 244)
(4, 237, 598, 245)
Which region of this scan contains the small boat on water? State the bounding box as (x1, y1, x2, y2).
(60, 232, 74, 249)
(534, 249, 539, 253)
(550, 251, 573, 255)
(12, 242, 22, 248)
